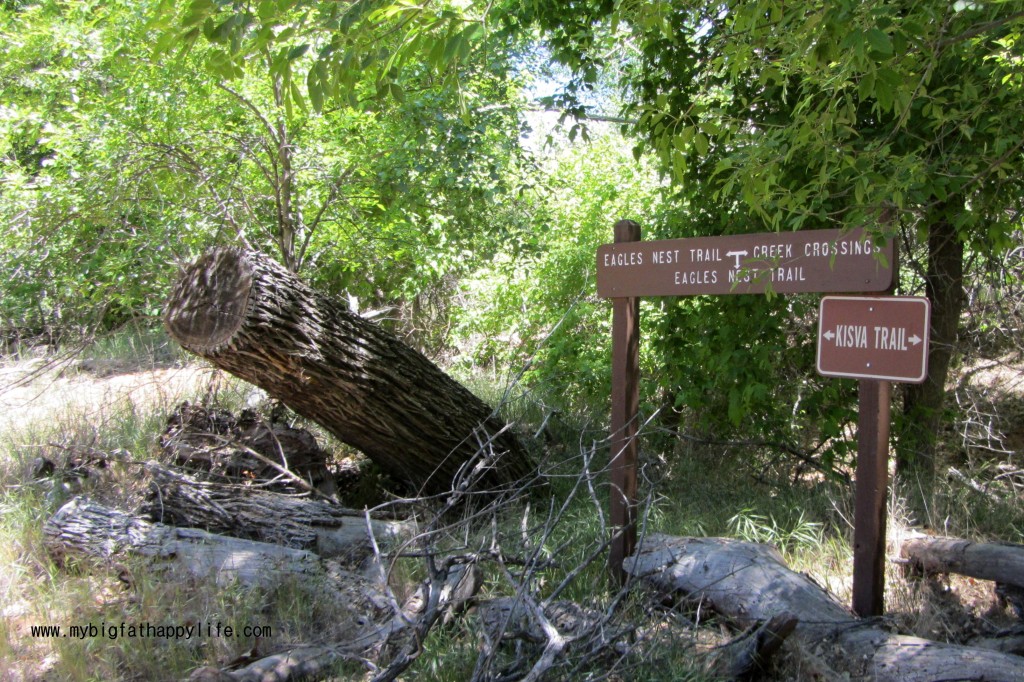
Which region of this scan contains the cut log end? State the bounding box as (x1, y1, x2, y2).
(165, 248, 253, 352)
(163, 246, 533, 496)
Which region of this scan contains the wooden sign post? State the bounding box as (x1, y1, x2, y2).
(816, 295, 931, 616)
(598, 225, 897, 584)
(609, 220, 641, 582)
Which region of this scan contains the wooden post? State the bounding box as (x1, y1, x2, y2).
(852, 378, 892, 617)
(609, 220, 641, 583)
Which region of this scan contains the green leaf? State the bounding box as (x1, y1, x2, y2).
(287, 44, 310, 61)
(866, 28, 893, 57)
(694, 133, 709, 156)
(182, 0, 215, 27)
(389, 82, 405, 103)
(307, 68, 323, 112)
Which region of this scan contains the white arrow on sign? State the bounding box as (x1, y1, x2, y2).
(823, 330, 835, 341)
(909, 334, 922, 346)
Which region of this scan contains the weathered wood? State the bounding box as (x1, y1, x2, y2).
(187, 645, 363, 682)
(140, 461, 414, 561)
(44, 497, 390, 618)
(164, 247, 532, 495)
(900, 536, 1024, 589)
(160, 402, 334, 494)
(711, 614, 798, 681)
(478, 597, 604, 645)
(626, 534, 1024, 681)
(969, 628, 1024, 656)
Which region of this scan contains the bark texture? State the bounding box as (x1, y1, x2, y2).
(626, 534, 1024, 681)
(140, 461, 413, 561)
(44, 497, 387, 609)
(900, 536, 1024, 589)
(160, 402, 335, 494)
(899, 212, 964, 507)
(164, 247, 531, 495)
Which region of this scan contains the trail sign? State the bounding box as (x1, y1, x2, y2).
(597, 227, 893, 298)
(816, 296, 931, 383)
(600, 220, 908, 616)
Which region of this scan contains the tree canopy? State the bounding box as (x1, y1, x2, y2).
(2, 0, 1023, 496)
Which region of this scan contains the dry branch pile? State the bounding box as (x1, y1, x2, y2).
(40, 403, 637, 681)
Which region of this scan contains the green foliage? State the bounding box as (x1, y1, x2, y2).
(1, 0, 534, 350)
(150, 0, 498, 116)
(728, 508, 825, 558)
(506, 0, 1024, 472)
(453, 129, 665, 412)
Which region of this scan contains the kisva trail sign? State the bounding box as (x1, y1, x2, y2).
(817, 296, 931, 383)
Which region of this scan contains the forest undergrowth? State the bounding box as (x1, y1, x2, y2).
(1, 330, 1022, 681)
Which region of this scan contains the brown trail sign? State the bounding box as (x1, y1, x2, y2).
(597, 227, 894, 298)
(817, 296, 930, 383)
(598, 223, 917, 620)
(815, 295, 930, 617)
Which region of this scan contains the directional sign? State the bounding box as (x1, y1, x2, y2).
(596, 227, 894, 298)
(816, 296, 931, 383)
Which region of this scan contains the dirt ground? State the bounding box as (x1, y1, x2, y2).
(0, 359, 226, 435)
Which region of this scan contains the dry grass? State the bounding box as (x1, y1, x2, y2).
(1, 343, 1022, 681)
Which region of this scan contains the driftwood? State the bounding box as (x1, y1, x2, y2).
(900, 535, 1024, 591)
(710, 614, 799, 681)
(44, 497, 389, 619)
(164, 247, 532, 495)
(970, 627, 1024, 656)
(626, 534, 1024, 681)
(187, 645, 364, 682)
(186, 562, 483, 682)
(140, 460, 413, 561)
(42, 497, 482, 682)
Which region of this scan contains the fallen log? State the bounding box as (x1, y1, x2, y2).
(44, 497, 390, 619)
(625, 534, 1024, 681)
(900, 535, 1024, 590)
(970, 627, 1024, 656)
(140, 460, 414, 561)
(163, 247, 532, 495)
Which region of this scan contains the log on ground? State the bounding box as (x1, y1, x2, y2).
(140, 460, 414, 561)
(44, 497, 389, 618)
(163, 247, 532, 495)
(900, 535, 1024, 590)
(188, 562, 482, 682)
(625, 534, 1024, 681)
(160, 402, 335, 494)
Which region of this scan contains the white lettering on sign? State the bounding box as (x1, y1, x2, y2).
(804, 239, 882, 258)
(873, 326, 908, 351)
(753, 243, 793, 259)
(774, 266, 806, 283)
(603, 251, 643, 267)
(688, 247, 722, 263)
(834, 325, 868, 348)
(674, 270, 718, 285)
(651, 249, 681, 265)
(823, 325, 924, 352)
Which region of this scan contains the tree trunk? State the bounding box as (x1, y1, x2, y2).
(625, 534, 1024, 681)
(163, 247, 531, 496)
(899, 211, 964, 512)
